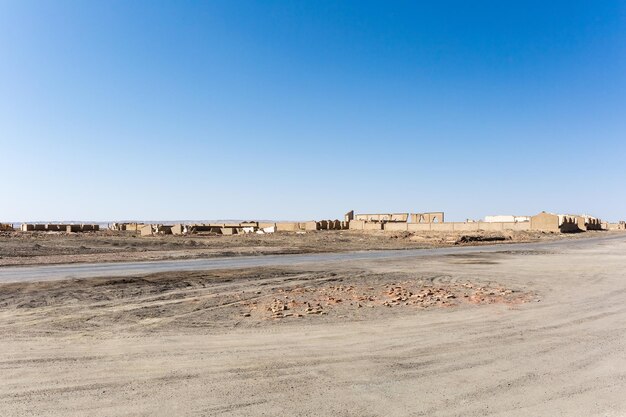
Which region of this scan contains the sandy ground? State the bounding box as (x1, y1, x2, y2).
(1, 234, 625, 416)
(0, 229, 571, 266)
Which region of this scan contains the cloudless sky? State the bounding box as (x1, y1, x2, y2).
(1, 1, 625, 221)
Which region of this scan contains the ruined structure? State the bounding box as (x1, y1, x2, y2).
(20, 224, 100, 233)
(581, 215, 603, 231)
(410, 212, 445, 224)
(137, 220, 348, 237)
(109, 223, 145, 232)
(347, 209, 606, 234)
(60, 209, 617, 238)
(348, 210, 445, 230)
(607, 221, 626, 230)
(140, 224, 173, 236)
(528, 212, 604, 233)
(354, 213, 409, 222)
(0, 223, 14, 231)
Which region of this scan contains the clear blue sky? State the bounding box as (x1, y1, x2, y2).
(1, 1, 624, 221)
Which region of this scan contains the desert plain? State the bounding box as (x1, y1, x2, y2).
(0, 230, 625, 416)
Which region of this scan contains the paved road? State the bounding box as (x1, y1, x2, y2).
(0, 234, 624, 283)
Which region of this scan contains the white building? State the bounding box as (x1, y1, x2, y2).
(483, 215, 531, 223)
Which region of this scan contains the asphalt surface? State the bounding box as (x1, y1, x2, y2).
(0, 234, 624, 283)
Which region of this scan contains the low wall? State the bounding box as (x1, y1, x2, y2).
(389, 222, 531, 232)
(383, 223, 408, 232)
(530, 213, 561, 232)
(407, 223, 431, 232)
(348, 220, 365, 230)
(363, 222, 383, 230)
(348, 220, 382, 231)
(478, 222, 504, 231)
(171, 224, 184, 235)
(452, 222, 480, 232)
(20, 224, 100, 233)
(124, 223, 143, 232)
(505, 222, 531, 231)
(46, 224, 67, 231)
(276, 222, 301, 232)
(430, 223, 455, 232)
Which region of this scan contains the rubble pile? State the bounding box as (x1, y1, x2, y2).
(241, 279, 533, 320)
(382, 283, 457, 307)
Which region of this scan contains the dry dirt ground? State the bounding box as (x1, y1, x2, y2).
(0, 229, 571, 266)
(0, 234, 625, 416)
(0, 267, 534, 335)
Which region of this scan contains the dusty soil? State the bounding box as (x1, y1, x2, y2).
(1, 235, 626, 416)
(0, 267, 532, 336)
(0, 229, 572, 266)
